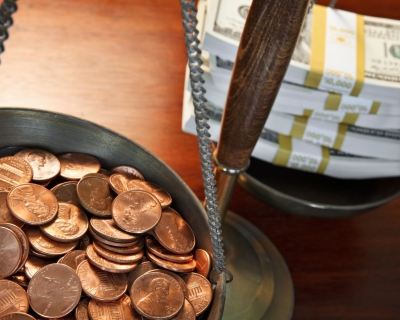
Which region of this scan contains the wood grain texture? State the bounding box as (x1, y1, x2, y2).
(0, 0, 400, 319)
(216, 0, 309, 169)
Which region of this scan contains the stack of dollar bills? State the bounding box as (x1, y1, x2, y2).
(182, 0, 400, 179)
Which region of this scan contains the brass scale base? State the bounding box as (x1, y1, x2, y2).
(221, 211, 294, 320)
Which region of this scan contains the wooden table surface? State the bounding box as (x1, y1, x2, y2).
(1, 0, 400, 319)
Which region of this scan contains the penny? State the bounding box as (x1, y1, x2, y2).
(127, 261, 159, 292)
(90, 218, 140, 243)
(145, 236, 193, 263)
(0, 223, 29, 273)
(37, 316, 75, 320)
(0, 280, 29, 316)
(0, 192, 24, 227)
(88, 294, 142, 320)
(27, 263, 82, 318)
(112, 190, 162, 234)
(108, 173, 134, 194)
(57, 250, 87, 272)
(0, 156, 33, 192)
(9, 272, 30, 288)
(146, 251, 196, 273)
(8, 183, 58, 225)
(130, 271, 184, 319)
(51, 181, 80, 207)
(76, 260, 127, 302)
(77, 175, 113, 217)
(127, 180, 172, 208)
(0, 313, 36, 320)
(26, 226, 78, 257)
(163, 207, 182, 217)
(179, 273, 213, 316)
(92, 241, 143, 264)
(111, 165, 144, 181)
(29, 247, 55, 259)
(24, 256, 58, 279)
(40, 202, 89, 242)
(148, 269, 190, 300)
(58, 152, 101, 181)
(88, 225, 141, 248)
(152, 210, 195, 255)
(86, 244, 138, 273)
(75, 298, 90, 320)
(194, 249, 211, 278)
(171, 299, 196, 320)
(0, 226, 22, 279)
(15, 149, 61, 182)
(94, 238, 144, 254)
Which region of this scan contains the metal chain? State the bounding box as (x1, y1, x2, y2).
(0, 0, 17, 62)
(179, 0, 232, 283)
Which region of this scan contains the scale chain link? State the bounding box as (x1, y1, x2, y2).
(0, 0, 17, 62)
(180, 0, 232, 283)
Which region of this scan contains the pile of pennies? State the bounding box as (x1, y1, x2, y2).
(0, 147, 214, 320)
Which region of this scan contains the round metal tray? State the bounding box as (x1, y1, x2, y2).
(238, 157, 400, 218)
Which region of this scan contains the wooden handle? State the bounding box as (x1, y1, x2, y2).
(216, 0, 310, 169)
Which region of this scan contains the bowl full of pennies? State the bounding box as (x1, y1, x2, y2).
(0, 108, 226, 320)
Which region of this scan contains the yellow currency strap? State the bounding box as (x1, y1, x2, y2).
(350, 13, 365, 96)
(342, 113, 359, 125)
(333, 124, 347, 150)
(303, 109, 313, 117)
(325, 92, 341, 110)
(304, 5, 327, 89)
(273, 135, 292, 167)
(370, 101, 381, 114)
(290, 116, 308, 139)
(317, 147, 330, 174)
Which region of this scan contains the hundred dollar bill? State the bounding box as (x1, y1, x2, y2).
(203, 0, 400, 104)
(182, 86, 400, 179)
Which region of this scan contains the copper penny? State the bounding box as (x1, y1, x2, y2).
(145, 236, 193, 263)
(29, 246, 55, 259)
(92, 241, 143, 264)
(0, 313, 36, 320)
(112, 190, 162, 234)
(148, 269, 189, 300)
(86, 245, 138, 273)
(76, 260, 127, 302)
(0, 156, 33, 192)
(194, 249, 211, 278)
(88, 225, 141, 248)
(130, 271, 184, 319)
(26, 226, 78, 257)
(58, 152, 101, 181)
(0, 226, 22, 278)
(90, 218, 139, 243)
(0, 223, 29, 273)
(75, 298, 90, 320)
(0, 280, 29, 316)
(14, 149, 61, 182)
(163, 207, 182, 217)
(171, 299, 196, 320)
(152, 210, 195, 255)
(24, 255, 55, 279)
(51, 181, 81, 207)
(58, 250, 87, 272)
(40, 202, 89, 242)
(127, 180, 172, 209)
(146, 251, 196, 273)
(77, 175, 113, 217)
(27, 263, 82, 318)
(88, 294, 142, 320)
(94, 238, 144, 254)
(108, 173, 135, 194)
(111, 165, 144, 181)
(0, 192, 24, 228)
(127, 261, 159, 292)
(179, 273, 213, 316)
(7, 183, 58, 225)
